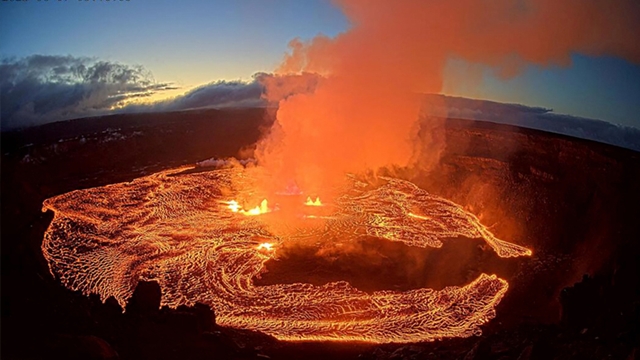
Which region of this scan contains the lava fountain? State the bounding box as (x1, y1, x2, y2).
(42, 165, 531, 343)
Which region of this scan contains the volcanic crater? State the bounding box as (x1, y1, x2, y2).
(2, 108, 639, 359)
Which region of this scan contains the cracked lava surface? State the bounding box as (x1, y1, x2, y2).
(42, 166, 531, 343)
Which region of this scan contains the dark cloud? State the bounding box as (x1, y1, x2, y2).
(120, 72, 320, 113)
(123, 76, 267, 113)
(0, 56, 317, 129)
(0, 55, 173, 129)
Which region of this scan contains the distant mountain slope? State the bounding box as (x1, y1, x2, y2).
(3, 92, 638, 152)
(422, 94, 640, 152)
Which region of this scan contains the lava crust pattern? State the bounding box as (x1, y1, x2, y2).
(42, 166, 531, 343)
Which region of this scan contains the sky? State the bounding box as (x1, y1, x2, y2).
(1, 0, 639, 128)
(443, 54, 640, 128)
(0, 0, 349, 89)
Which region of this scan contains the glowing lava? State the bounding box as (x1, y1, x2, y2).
(305, 196, 323, 206)
(257, 242, 274, 251)
(41, 166, 531, 343)
(225, 199, 270, 216)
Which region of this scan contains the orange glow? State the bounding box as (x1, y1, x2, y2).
(41, 166, 531, 343)
(304, 196, 322, 206)
(257, 242, 274, 251)
(304, 214, 334, 220)
(226, 200, 241, 212)
(408, 212, 430, 220)
(225, 199, 269, 216)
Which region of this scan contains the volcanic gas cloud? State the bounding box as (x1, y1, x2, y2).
(42, 0, 639, 344)
(256, 0, 640, 194)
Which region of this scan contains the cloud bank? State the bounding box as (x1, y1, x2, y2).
(0, 55, 176, 129)
(0, 58, 323, 130)
(122, 76, 266, 114)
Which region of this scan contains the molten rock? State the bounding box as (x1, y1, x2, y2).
(41, 166, 530, 343)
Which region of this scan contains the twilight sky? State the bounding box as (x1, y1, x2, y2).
(1, 0, 639, 128)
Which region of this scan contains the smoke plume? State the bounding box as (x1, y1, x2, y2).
(257, 0, 640, 193)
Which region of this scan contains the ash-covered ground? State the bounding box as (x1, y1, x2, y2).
(2, 108, 639, 359)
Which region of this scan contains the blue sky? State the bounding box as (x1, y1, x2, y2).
(443, 54, 640, 128)
(0, 0, 349, 85)
(1, 0, 639, 128)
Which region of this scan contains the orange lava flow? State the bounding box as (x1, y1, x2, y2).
(41, 166, 531, 343)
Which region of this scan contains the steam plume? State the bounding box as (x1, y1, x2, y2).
(257, 0, 640, 192)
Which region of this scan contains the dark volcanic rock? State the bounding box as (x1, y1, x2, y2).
(47, 334, 119, 360)
(125, 281, 162, 316)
